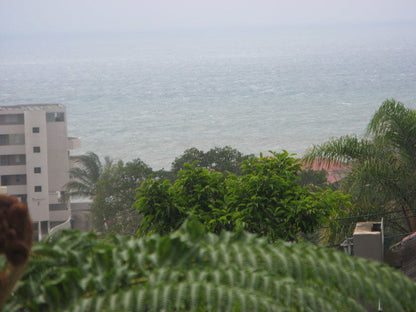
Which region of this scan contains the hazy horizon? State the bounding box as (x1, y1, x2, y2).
(1, 1, 416, 168)
(1, 0, 416, 37)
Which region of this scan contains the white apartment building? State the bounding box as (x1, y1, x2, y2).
(0, 104, 80, 240)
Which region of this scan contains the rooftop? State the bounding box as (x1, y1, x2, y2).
(354, 221, 382, 235)
(0, 104, 65, 112)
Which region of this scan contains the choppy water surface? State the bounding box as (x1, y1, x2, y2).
(1, 25, 415, 168)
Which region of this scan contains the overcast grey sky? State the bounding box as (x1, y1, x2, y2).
(1, 0, 416, 35)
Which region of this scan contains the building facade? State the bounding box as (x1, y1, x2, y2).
(0, 104, 80, 239)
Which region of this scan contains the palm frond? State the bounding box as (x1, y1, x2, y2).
(65, 152, 108, 199)
(5, 222, 416, 311)
(303, 135, 375, 166)
(368, 99, 416, 163)
(304, 100, 416, 232)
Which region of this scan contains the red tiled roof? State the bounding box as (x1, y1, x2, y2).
(304, 160, 350, 183)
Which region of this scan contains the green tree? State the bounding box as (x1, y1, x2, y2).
(135, 178, 185, 236)
(92, 159, 152, 235)
(64, 152, 112, 200)
(136, 152, 350, 241)
(303, 99, 416, 233)
(136, 164, 228, 236)
(4, 223, 416, 311)
(227, 152, 349, 241)
(171, 147, 205, 174)
(171, 146, 252, 175)
(175, 164, 231, 233)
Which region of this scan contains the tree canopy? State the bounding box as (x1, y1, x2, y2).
(4, 222, 416, 311)
(73, 147, 253, 236)
(171, 146, 253, 176)
(135, 151, 350, 242)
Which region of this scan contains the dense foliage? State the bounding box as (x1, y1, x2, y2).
(68, 147, 337, 237)
(91, 159, 153, 235)
(4, 223, 416, 312)
(67, 146, 252, 234)
(135, 151, 350, 241)
(171, 146, 253, 176)
(304, 99, 416, 234)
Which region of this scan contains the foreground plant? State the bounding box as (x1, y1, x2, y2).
(0, 195, 33, 308)
(5, 221, 416, 311)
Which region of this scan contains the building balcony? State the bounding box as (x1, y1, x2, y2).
(0, 164, 26, 175)
(0, 145, 25, 155)
(0, 124, 25, 134)
(4, 185, 27, 195)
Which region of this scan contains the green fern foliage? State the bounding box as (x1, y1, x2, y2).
(5, 222, 416, 311)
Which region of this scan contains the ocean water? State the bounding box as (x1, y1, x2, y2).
(1, 24, 415, 169)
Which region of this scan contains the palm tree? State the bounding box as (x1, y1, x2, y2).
(303, 99, 416, 232)
(64, 152, 112, 200)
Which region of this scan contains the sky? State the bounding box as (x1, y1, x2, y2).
(1, 0, 416, 36)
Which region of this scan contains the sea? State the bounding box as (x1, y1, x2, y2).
(1, 24, 415, 169)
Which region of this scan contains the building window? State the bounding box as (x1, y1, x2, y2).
(0, 134, 25, 145)
(15, 194, 28, 203)
(32, 127, 40, 133)
(49, 203, 68, 211)
(0, 156, 7, 166)
(0, 155, 26, 166)
(33, 146, 41, 153)
(1, 174, 27, 186)
(14, 155, 23, 164)
(11, 134, 25, 144)
(34, 167, 41, 173)
(40, 221, 48, 235)
(0, 135, 8, 145)
(34, 186, 42, 192)
(0, 114, 24, 125)
(46, 112, 65, 122)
